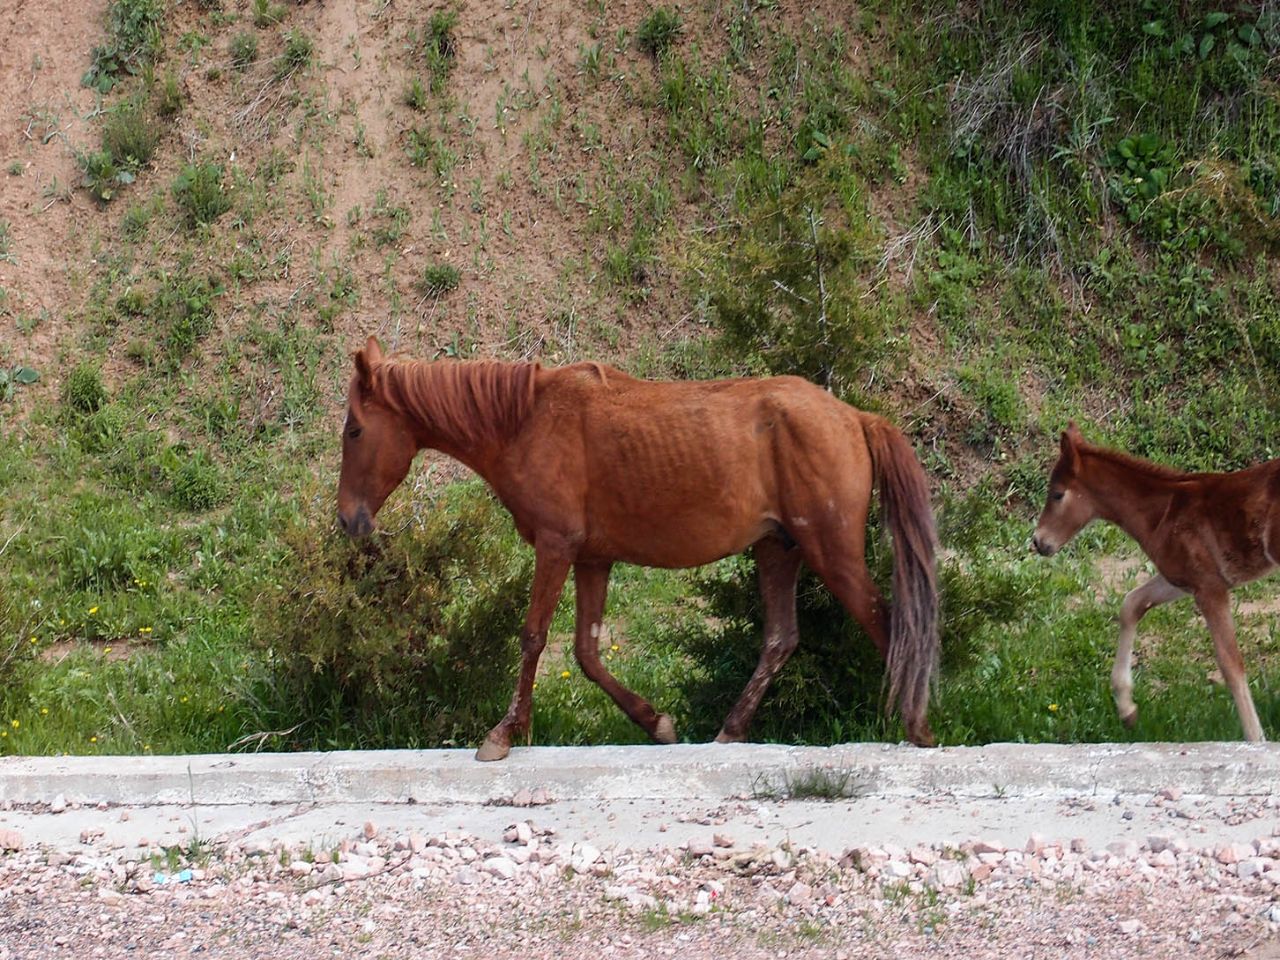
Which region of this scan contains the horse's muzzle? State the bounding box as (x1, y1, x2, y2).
(338, 505, 374, 538)
(1031, 533, 1057, 557)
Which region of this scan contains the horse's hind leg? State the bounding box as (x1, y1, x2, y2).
(1114, 575, 1184, 728)
(476, 549, 571, 762)
(572, 562, 676, 744)
(716, 536, 803, 743)
(1196, 587, 1266, 742)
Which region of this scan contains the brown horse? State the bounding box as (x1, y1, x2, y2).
(337, 336, 940, 760)
(1033, 423, 1272, 742)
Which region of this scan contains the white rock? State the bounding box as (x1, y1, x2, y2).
(1237, 858, 1268, 880)
(483, 857, 516, 880)
(883, 860, 912, 879)
(927, 860, 968, 890)
(1107, 840, 1139, 859)
(1118, 919, 1142, 935)
(1217, 843, 1256, 865)
(909, 846, 937, 866)
(50, 794, 67, 815)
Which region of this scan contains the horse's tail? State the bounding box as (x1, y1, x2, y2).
(863, 415, 940, 739)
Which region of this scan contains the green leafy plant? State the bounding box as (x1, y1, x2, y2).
(83, 0, 164, 92)
(78, 150, 134, 203)
(230, 32, 258, 70)
(101, 100, 161, 170)
(277, 29, 314, 78)
(0, 365, 39, 403)
(62, 363, 109, 414)
(423, 11, 459, 92)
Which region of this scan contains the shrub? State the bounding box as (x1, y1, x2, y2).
(151, 267, 222, 361)
(417, 262, 461, 297)
(63, 363, 109, 413)
(172, 162, 231, 227)
(637, 8, 681, 59)
(255, 484, 532, 748)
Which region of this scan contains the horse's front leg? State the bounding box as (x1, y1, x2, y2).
(1113, 575, 1184, 727)
(475, 547, 571, 761)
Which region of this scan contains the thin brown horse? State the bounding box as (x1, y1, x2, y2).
(1033, 423, 1271, 742)
(337, 336, 940, 760)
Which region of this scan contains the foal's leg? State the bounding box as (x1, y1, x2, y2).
(476, 550, 571, 762)
(1113, 575, 1185, 728)
(1196, 588, 1266, 742)
(572, 562, 676, 744)
(715, 536, 803, 743)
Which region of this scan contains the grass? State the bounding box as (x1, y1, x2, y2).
(5, 0, 1280, 757)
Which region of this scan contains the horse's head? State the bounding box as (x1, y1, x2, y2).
(1032, 422, 1096, 557)
(337, 336, 419, 538)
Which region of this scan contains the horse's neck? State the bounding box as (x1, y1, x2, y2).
(381, 360, 532, 468)
(1084, 451, 1177, 545)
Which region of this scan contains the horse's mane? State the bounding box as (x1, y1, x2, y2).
(1082, 441, 1190, 481)
(372, 358, 538, 446)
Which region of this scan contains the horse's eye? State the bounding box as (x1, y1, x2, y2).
(1050, 490, 1065, 502)
(347, 427, 363, 440)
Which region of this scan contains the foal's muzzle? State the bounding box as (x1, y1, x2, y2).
(338, 504, 374, 538)
(1031, 533, 1057, 557)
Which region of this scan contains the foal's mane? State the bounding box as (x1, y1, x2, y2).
(372, 358, 538, 445)
(1082, 441, 1190, 481)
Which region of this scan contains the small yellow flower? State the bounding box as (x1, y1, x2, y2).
(103, 646, 112, 655)
(180, 695, 189, 704)
(143, 744, 152, 751)
(40, 708, 48, 716)
(217, 705, 224, 713)
(9, 720, 18, 730)
(89, 736, 97, 744)
(1048, 703, 1060, 713)
(560, 670, 571, 679)
(1, 731, 7, 739)
(29, 636, 37, 644)
(532, 682, 538, 690)
(88, 606, 99, 615)
(610, 644, 619, 652)
(139, 626, 152, 634)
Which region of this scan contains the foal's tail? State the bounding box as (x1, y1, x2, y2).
(863, 416, 940, 737)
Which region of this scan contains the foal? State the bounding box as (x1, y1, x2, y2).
(1033, 423, 1272, 741)
(337, 337, 940, 760)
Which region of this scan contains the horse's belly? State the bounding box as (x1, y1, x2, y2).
(585, 512, 773, 569)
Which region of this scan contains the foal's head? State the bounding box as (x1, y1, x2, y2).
(336, 336, 419, 538)
(1032, 422, 1097, 557)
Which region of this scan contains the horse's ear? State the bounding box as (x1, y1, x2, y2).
(354, 335, 383, 388)
(1060, 423, 1080, 469)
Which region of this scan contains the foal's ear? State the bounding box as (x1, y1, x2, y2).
(1060, 422, 1081, 467)
(353, 335, 383, 387)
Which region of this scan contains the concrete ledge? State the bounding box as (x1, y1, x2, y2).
(1, 742, 1277, 807)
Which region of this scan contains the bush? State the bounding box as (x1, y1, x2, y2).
(255, 485, 532, 748)
(637, 8, 681, 59)
(424, 11, 458, 91)
(63, 363, 109, 414)
(166, 447, 225, 511)
(150, 267, 222, 361)
(172, 162, 231, 227)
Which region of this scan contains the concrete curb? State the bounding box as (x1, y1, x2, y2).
(2, 742, 1278, 806)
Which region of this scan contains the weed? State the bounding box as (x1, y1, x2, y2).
(172, 162, 231, 227)
(277, 29, 314, 79)
(83, 0, 164, 92)
(230, 32, 259, 70)
(78, 150, 134, 203)
(252, 0, 285, 28)
(403, 76, 429, 112)
(63, 364, 109, 414)
(637, 8, 681, 60)
(417, 262, 461, 297)
(101, 100, 161, 170)
(423, 10, 459, 92)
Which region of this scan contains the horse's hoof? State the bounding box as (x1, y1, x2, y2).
(906, 721, 936, 748)
(653, 714, 677, 744)
(714, 730, 743, 744)
(1120, 708, 1138, 730)
(475, 735, 511, 762)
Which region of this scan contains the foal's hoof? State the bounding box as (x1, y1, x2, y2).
(1120, 708, 1139, 730)
(653, 714, 677, 745)
(475, 735, 511, 762)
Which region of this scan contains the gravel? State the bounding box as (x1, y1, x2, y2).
(2, 815, 1278, 958)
